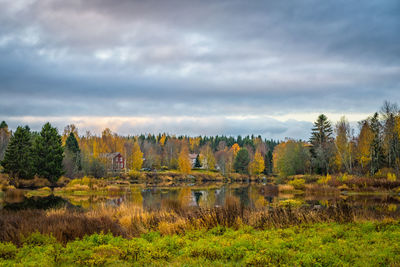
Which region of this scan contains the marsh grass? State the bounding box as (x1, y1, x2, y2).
(1, 196, 399, 245)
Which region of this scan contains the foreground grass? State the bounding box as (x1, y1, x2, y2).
(1, 221, 400, 266)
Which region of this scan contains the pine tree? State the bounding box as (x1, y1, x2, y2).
(194, 154, 202, 168)
(1, 126, 34, 181)
(370, 112, 383, 175)
(310, 114, 334, 174)
(0, 121, 7, 129)
(32, 123, 64, 183)
(63, 132, 81, 178)
(0, 121, 10, 161)
(234, 148, 250, 174)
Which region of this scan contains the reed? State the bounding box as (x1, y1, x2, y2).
(1, 200, 398, 245)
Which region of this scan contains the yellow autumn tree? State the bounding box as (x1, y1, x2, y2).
(334, 116, 353, 173)
(230, 143, 240, 156)
(178, 144, 192, 174)
(189, 137, 201, 152)
(92, 139, 99, 159)
(200, 144, 215, 170)
(250, 152, 265, 175)
(357, 121, 374, 170)
(131, 141, 143, 171)
(158, 134, 166, 146)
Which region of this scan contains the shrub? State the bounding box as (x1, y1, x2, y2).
(288, 178, 305, 190)
(0, 242, 17, 260)
(375, 168, 395, 179)
(318, 174, 332, 185)
(387, 173, 397, 182)
(56, 176, 71, 187)
(18, 177, 51, 188)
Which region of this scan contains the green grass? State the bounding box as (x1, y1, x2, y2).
(1, 221, 400, 266)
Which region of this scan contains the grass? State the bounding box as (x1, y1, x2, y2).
(1, 221, 400, 266)
(1, 196, 399, 245)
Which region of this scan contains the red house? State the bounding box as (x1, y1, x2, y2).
(103, 152, 125, 171)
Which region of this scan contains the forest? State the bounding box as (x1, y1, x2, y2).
(1, 101, 400, 184)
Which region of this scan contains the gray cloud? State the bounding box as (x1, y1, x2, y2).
(0, 0, 399, 138)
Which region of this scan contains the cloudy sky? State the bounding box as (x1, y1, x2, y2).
(0, 0, 399, 140)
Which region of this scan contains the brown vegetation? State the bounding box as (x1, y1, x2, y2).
(1, 198, 399, 245)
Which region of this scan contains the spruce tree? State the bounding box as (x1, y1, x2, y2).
(234, 148, 250, 174)
(63, 132, 81, 178)
(194, 154, 202, 168)
(1, 126, 34, 180)
(310, 114, 334, 174)
(32, 123, 64, 183)
(370, 112, 383, 175)
(0, 121, 10, 161)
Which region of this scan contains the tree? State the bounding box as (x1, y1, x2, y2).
(273, 140, 310, 177)
(1, 126, 34, 181)
(230, 143, 240, 157)
(334, 116, 353, 173)
(32, 123, 64, 183)
(250, 152, 265, 175)
(0, 121, 10, 161)
(200, 144, 216, 170)
(234, 148, 250, 174)
(370, 112, 384, 175)
(310, 114, 334, 174)
(178, 145, 191, 174)
(380, 101, 399, 171)
(131, 141, 143, 171)
(194, 154, 202, 168)
(357, 120, 374, 172)
(63, 132, 81, 178)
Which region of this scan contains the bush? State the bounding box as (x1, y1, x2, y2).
(288, 178, 305, 190)
(317, 174, 332, 185)
(0, 242, 17, 260)
(375, 168, 395, 179)
(56, 176, 71, 187)
(387, 173, 397, 182)
(18, 177, 51, 188)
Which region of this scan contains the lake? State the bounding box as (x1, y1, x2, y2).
(1, 182, 400, 213)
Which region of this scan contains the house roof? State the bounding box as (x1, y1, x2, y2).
(188, 153, 198, 160)
(100, 152, 122, 159)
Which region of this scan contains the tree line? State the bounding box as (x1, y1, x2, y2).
(0, 121, 278, 183)
(1, 101, 400, 183)
(274, 101, 400, 178)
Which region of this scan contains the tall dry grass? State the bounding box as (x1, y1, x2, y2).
(1, 197, 399, 245)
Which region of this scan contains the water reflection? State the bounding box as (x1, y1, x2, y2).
(1, 183, 400, 212)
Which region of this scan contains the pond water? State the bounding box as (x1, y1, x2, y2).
(1, 182, 400, 212)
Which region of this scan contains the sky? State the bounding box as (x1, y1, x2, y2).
(0, 0, 399, 140)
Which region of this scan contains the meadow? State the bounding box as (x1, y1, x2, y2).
(1, 221, 400, 266)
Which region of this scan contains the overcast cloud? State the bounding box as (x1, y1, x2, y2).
(0, 0, 399, 139)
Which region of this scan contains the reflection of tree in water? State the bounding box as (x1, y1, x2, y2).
(130, 187, 143, 207)
(193, 191, 203, 206)
(232, 185, 251, 208)
(178, 187, 194, 207)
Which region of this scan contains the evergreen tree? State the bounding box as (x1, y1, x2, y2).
(310, 114, 334, 174)
(66, 132, 80, 154)
(1, 126, 34, 180)
(0, 121, 10, 161)
(0, 121, 7, 129)
(32, 123, 64, 183)
(264, 150, 273, 174)
(194, 154, 202, 168)
(63, 132, 81, 178)
(370, 112, 384, 174)
(234, 148, 250, 174)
